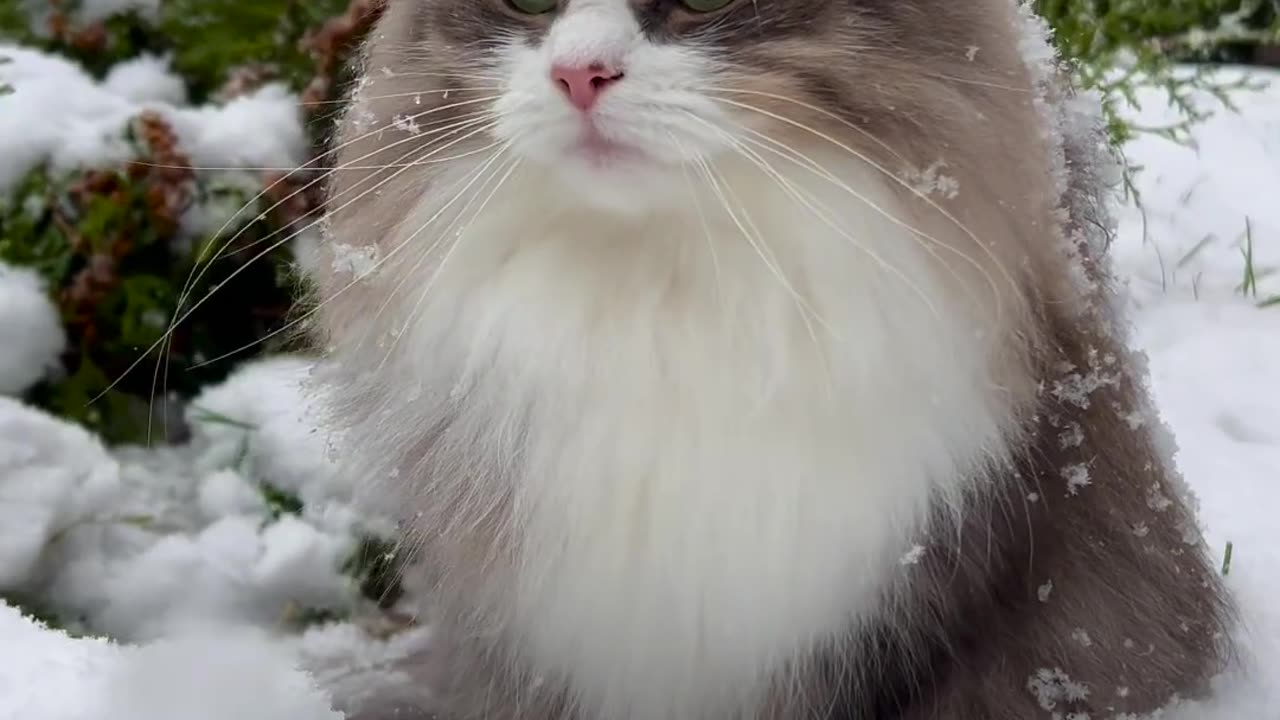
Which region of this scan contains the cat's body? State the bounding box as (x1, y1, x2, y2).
(309, 1, 1233, 717)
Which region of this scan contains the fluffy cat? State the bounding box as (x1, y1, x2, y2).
(308, 1, 1234, 717)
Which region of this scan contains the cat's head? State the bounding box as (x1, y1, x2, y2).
(332, 0, 1052, 213)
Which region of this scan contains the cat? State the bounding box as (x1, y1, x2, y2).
(307, 1, 1234, 717)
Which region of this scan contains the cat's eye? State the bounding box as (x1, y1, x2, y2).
(681, 0, 735, 11)
(508, 0, 557, 13)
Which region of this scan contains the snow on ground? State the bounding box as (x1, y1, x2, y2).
(0, 47, 1279, 720)
(0, 261, 65, 396)
(1110, 68, 1280, 719)
(0, 602, 343, 720)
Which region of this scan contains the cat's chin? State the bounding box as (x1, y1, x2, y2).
(541, 148, 689, 216)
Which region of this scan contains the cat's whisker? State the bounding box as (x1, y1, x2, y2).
(183, 131, 509, 372)
(222, 113, 504, 261)
(140, 112, 504, 416)
(354, 146, 517, 356)
(301, 86, 504, 107)
(666, 132, 724, 306)
(689, 149, 838, 359)
(696, 155, 836, 389)
(731, 126, 998, 322)
(375, 154, 522, 374)
(146, 95, 506, 400)
(163, 102, 500, 318)
(709, 96, 1020, 313)
(704, 86, 910, 166)
(357, 67, 507, 83)
(128, 120, 504, 403)
(147, 115, 504, 406)
(923, 72, 1031, 93)
(701, 155, 839, 392)
(185, 94, 500, 271)
(678, 111, 945, 324)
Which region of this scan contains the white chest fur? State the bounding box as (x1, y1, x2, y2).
(376, 153, 1017, 719)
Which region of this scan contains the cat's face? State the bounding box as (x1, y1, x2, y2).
(371, 0, 1019, 210)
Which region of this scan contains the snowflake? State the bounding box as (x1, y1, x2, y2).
(1063, 464, 1091, 496)
(899, 544, 926, 565)
(1038, 580, 1054, 602)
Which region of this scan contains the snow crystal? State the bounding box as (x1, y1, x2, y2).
(1058, 421, 1084, 449)
(0, 261, 66, 396)
(1062, 463, 1091, 496)
(899, 544, 926, 565)
(1027, 667, 1091, 711)
(330, 242, 381, 281)
(391, 113, 422, 135)
(907, 159, 960, 199)
(1071, 628, 1093, 648)
(1050, 364, 1121, 410)
(1038, 580, 1054, 603)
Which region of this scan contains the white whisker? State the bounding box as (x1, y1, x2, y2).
(124, 118, 503, 389)
(184, 130, 508, 372)
(376, 155, 523, 372)
(709, 97, 1017, 317)
(680, 111, 945, 324)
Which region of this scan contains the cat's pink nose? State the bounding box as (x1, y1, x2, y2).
(551, 63, 623, 112)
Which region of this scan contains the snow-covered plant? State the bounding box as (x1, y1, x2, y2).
(0, 0, 379, 443)
(1037, 0, 1280, 145)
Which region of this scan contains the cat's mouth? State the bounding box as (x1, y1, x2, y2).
(566, 124, 646, 169)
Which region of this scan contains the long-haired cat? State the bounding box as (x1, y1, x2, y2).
(308, 0, 1234, 717)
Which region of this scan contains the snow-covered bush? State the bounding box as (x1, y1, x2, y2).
(0, 0, 402, 642)
(1037, 0, 1280, 171)
(0, 0, 380, 443)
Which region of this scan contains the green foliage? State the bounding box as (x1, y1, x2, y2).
(342, 535, 406, 610)
(0, 0, 341, 444)
(1036, 0, 1280, 145)
(0, 155, 301, 443)
(0, 0, 350, 100)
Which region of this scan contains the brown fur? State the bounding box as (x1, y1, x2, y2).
(312, 1, 1235, 718)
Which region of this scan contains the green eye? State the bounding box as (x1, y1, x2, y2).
(681, 0, 734, 11)
(508, 0, 557, 13)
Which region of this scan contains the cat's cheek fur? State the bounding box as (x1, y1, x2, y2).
(363, 147, 1028, 718)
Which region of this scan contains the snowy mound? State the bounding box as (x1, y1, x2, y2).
(0, 602, 343, 720)
(0, 262, 66, 396)
(0, 44, 305, 196)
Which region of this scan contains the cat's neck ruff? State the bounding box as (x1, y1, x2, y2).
(384, 149, 1024, 719)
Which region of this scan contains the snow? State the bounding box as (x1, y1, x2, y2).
(1109, 69, 1280, 719)
(0, 603, 343, 720)
(0, 356, 369, 641)
(1, 37, 1280, 720)
(0, 354, 434, 718)
(0, 261, 66, 396)
(0, 43, 306, 202)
